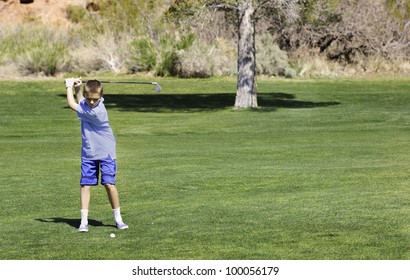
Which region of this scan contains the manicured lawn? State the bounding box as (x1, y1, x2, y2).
(0, 77, 409, 259)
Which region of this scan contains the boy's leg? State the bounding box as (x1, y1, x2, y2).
(101, 158, 128, 229)
(104, 184, 128, 229)
(100, 158, 119, 209)
(78, 186, 91, 232)
(79, 159, 98, 232)
(80, 185, 92, 210)
(104, 184, 120, 209)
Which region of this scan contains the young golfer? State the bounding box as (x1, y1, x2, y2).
(65, 78, 128, 232)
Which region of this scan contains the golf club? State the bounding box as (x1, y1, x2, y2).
(72, 79, 161, 92)
(96, 81, 161, 93)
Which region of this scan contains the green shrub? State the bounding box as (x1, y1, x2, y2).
(175, 38, 236, 78)
(0, 26, 69, 76)
(129, 37, 158, 72)
(17, 42, 68, 76)
(157, 50, 179, 76)
(256, 33, 296, 78)
(155, 33, 196, 76)
(66, 5, 86, 24)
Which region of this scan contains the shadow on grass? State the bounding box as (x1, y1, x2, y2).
(60, 92, 340, 112)
(35, 218, 116, 229)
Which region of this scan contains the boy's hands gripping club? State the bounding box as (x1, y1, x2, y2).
(65, 78, 82, 88)
(65, 78, 83, 111)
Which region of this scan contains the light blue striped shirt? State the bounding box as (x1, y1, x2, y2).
(76, 98, 116, 160)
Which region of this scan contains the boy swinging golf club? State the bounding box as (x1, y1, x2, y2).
(65, 78, 128, 232)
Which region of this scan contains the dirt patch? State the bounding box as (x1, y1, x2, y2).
(0, 0, 87, 28)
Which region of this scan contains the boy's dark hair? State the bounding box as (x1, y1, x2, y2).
(84, 80, 103, 96)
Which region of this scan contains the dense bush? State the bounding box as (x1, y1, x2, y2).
(177, 37, 236, 77)
(256, 34, 296, 78)
(130, 37, 158, 72)
(0, 26, 69, 76)
(155, 33, 196, 77)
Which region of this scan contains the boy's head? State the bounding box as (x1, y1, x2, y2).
(83, 80, 103, 108)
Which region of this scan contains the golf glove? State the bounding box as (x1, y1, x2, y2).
(65, 78, 75, 88)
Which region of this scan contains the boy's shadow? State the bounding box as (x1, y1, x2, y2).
(35, 218, 116, 229)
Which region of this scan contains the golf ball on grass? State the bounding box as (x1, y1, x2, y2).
(110, 233, 115, 238)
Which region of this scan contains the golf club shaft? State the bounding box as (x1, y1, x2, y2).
(82, 80, 161, 92)
(84, 80, 155, 85)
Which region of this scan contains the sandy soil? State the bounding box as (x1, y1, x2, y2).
(0, 0, 87, 28)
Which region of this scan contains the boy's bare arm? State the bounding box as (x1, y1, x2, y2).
(66, 87, 78, 110)
(65, 78, 81, 110)
(76, 86, 84, 103)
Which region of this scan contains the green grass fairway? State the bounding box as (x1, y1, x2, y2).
(0, 77, 409, 260)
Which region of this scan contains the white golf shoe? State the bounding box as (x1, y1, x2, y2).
(77, 224, 89, 232)
(116, 222, 129, 230)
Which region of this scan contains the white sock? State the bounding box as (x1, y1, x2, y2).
(80, 209, 88, 225)
(113, 208, 123, 224)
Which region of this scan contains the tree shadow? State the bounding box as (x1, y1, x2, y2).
(59, 92, 340, 112)
(102, 92, 340, 112)
(35, 217, 116, 229)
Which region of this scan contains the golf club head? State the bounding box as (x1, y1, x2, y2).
(153, 82, 161, 93)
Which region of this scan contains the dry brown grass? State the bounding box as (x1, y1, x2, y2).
(295, 50, 410, 78)
(177, 38, 237, 78)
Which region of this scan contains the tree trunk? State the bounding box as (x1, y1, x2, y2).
(234, 0, 257, 109)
